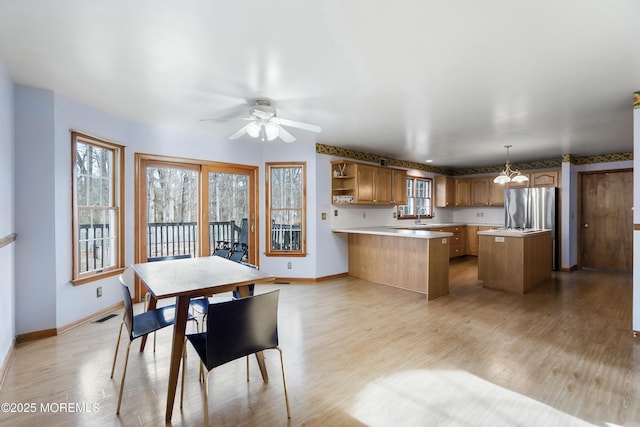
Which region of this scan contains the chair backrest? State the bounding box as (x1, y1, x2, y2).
(206, 290, 279, 369)
(213, 247, 231, 258)
(147, 254, 192, 262)
(228, 247, 246, 263)
(118, 275, 135, 339)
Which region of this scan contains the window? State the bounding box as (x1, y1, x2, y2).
(72, 132, 124, 284)
(265, 162, 306, 256)
(397, 176, 433, 219)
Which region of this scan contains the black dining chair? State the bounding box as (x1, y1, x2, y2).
(111, 275, 196, 414)
(180, 290, 290, 425)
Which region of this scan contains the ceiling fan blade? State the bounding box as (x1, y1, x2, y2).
(229, 124, 249, 140)
(275, 125, 296, 143)
(271, 117, 321, 133)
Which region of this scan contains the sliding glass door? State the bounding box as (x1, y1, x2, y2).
(135, 154, 257, 301)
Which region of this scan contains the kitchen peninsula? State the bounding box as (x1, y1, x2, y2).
(333, 227, 452, 299)
(478, 228, 552, 294)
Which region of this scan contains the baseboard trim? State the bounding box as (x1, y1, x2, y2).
(15, 301, 124, 343)
(559, 265, 579, 273)
(57, 301, 123, 334)
(0, 340, 16, 388)
(16, 328, 57, 343)
(274, 272, 349, 283)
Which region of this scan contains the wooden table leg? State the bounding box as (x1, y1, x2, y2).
(236, 284, 269, 382)
(165, 295, 190, 422)
(139, 294, 158, 352)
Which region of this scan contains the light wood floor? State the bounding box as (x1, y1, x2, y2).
(1, 257, 639, 426)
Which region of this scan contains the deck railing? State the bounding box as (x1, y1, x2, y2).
(146, 221, 244, 258)
(79, 219, 301, 264)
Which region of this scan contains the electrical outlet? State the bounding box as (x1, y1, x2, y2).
(334, 210, 338, 217)
(362, 212, 366, 219)
(96, 286, 102, 298)
(287, 262, 292, 269)
(321, 212, 327, 220)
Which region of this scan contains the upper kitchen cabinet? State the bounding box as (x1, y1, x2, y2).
(435, 176, 455, 207)
(331, 160, 406, 206)
(471, 177, 505, 207)
(435, 176, 472, 207)
(506, 170, 560, 189)
(530, 170, 559, 187)
(391, 169, 407, 205)
(455, 178, 471, 207)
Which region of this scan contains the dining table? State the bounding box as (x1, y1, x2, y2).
(131, 255, 276, 422)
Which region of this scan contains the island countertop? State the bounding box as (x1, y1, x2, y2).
(333, 226, 453, 239)
(477, 229, 551, 238)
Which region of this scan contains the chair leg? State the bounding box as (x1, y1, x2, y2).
(116, 341, 132, 415)
(204, 369, 211, 427)
(110, 322, 124, 379)
(276, 348, 291, 419)
(246, 356, 249, 382)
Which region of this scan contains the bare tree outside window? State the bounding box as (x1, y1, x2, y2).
(72, 132, 124, 284)
(266, 162, 306, 256)
(146, 166, 199, 258)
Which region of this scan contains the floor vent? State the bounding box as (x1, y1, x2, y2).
(93, 313, 118, 323)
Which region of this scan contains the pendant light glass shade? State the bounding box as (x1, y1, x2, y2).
(493, 145, 528, 184)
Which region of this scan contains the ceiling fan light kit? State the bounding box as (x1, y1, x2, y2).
(223, 98, 321, 143)
(494, 145, 528, 184)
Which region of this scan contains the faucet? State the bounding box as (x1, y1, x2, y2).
(415, 207, 424, 225)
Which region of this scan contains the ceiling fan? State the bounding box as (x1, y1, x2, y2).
(226, 98, 321, 143)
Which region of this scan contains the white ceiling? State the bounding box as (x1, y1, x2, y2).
(0, 1, 639, 169)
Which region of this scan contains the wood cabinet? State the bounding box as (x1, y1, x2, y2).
(455, 179, 471, 207)
(530, 170, 559, 187)
(435, 176, 456, 207)
(391, 169, 407, 205)
(331, 160, 406, 206)
(432, 225, 465, 258)
(466, 226, 478, 255)
(466, 225, 495, 256)
(478, 231, 552, 294)
(506, 170, 560, 189)
(471, 177, 505, 207)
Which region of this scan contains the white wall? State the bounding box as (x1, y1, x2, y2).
(633, 101, 640, 331)
(0, 58, 15, 366)
(14, 85, 57, 335)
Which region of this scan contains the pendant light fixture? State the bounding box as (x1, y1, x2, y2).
(494, 145, 528, 184)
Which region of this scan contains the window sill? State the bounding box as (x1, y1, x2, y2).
(71, 267, 125, 286)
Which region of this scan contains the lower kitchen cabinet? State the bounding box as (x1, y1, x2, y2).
(432, 225, 465, 258)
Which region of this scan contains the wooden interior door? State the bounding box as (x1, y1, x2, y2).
(580, 170, 633, 272)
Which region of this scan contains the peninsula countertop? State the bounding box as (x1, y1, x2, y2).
(332, 226, 453, 239)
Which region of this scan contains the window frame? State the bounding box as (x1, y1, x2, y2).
(265, 162, 307, 257)
(71, 131, 125, 285)
(397, 176, 434, 220)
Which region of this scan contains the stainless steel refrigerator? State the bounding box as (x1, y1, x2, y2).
(504, 187, 558, 270)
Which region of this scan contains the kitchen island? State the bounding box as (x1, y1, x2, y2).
(478, 229, 552, 294)
(333, 227, 453, 299)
